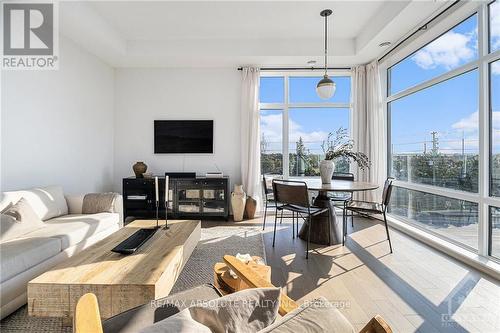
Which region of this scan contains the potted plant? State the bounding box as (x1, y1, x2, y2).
(320, 128, 370, 184)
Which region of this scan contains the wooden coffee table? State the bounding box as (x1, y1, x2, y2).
(27, 219, 200, 321)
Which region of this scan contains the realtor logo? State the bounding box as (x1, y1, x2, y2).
(2, 1, 59, 70)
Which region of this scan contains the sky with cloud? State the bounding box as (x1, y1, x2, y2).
(260, 2, 500, 157)
(390, 6, 500, 155)
(260, 77, 351, 155)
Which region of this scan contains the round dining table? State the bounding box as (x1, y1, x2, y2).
(291, 178, 379, 246)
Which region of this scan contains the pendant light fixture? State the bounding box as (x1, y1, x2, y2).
(316, 9, 336, 100)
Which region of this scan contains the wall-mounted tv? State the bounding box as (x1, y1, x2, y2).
(154, 120, 214, 154)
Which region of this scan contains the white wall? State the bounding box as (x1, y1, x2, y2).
(113, 68, 241, 192)
(1, 37, 115, 194)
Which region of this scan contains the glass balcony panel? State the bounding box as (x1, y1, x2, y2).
(389, 186, 478, 250)
(490, 206, 500, 258)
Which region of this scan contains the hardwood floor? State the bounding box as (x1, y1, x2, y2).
(210, 213, 500, 333)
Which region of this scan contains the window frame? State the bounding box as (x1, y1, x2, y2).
(381, 1, 500, 260)
(259, 71, 353, 179)
(489, 206, 500, 259)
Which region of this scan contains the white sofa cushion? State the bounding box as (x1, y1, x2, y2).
(0, 186, 68, 221)
(0, 237, 61, 283)
(21, 213, 119, 250)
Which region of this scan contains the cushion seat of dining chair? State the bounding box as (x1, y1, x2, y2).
(281, 204, 328, 216)
(345, 200, 384, 214)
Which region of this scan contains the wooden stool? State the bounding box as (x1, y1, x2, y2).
(213, 256, 271, 294)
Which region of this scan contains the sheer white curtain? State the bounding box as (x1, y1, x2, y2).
(352, 60, 387, 201)
(240, 67, 261, 208)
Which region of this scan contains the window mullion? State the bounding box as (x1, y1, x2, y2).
(283, 75, 290, 180)
(478, 2, 489, 256)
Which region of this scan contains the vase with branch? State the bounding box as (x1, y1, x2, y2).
(320, 128, 370, 184)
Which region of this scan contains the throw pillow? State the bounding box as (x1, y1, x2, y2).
(258, 297, 355, 333)
(1, 198, 46, 242)
(82, 193, 118, 214)
(139, 287, 281, 333)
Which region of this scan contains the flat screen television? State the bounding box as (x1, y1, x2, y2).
(154, 120, 214, 154)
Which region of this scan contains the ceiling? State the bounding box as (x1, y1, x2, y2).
(59, 1, 453, 68)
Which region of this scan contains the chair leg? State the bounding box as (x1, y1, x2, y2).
(327, 210, 331, 245)
(262, 201, 268, 230)
(342, 208, 346, 246)
(295, 213, 300, 237)
(292, 211, 295, 239)
(383, 211, 393, 253)
(306, 216, 312, 259)
(272, 207, 278, 247)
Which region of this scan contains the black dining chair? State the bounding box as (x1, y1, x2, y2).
(328, 172, 354, 224)
(343, 177, 394, 253)
(262, 175, 286, 230)
(272, 179, 330, 259)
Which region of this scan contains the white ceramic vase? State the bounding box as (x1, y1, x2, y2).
(231, 184, 247, 222)
(319, 159, 335, 184)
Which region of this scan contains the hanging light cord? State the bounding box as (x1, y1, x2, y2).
(324, 12, 328, 76)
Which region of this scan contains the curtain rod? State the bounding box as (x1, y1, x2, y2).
(237, 67, 351, 71)
(378, 0, 461, 63)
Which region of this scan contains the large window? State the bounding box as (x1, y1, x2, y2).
(390, 69, 479, 193)
(259, 74, 352, 178)
(260, 110, 283, 175)
(389, 15, 478, 95)
(386, 1, 500, 258)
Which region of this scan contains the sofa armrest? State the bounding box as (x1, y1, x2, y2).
(65, 193, 123, 227)
(113, 195, 123, 227)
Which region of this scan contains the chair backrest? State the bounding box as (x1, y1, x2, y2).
(262, 175, 282, 195)
(272, 179, 310, 208)
(332, 172, 355, 181)
(382, 178, 395, 207)
(262, 175, 271, 195)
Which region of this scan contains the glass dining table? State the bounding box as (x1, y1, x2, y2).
(290, 178, 379, 245)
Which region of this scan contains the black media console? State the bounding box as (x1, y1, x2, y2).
(123, 176, 230, 223)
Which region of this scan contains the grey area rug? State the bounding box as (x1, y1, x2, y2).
(0, 224, 265, 333)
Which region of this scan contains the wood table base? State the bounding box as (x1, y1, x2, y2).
(298, 191, 342, 245)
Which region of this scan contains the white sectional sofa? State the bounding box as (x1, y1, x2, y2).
(0, 186, 123, 319)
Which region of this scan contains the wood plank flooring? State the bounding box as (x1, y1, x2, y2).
(205, 214, 500, 333)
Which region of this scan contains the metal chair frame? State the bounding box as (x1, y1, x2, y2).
(272, 179, 329, 259)
(343, 178, 395, 253)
